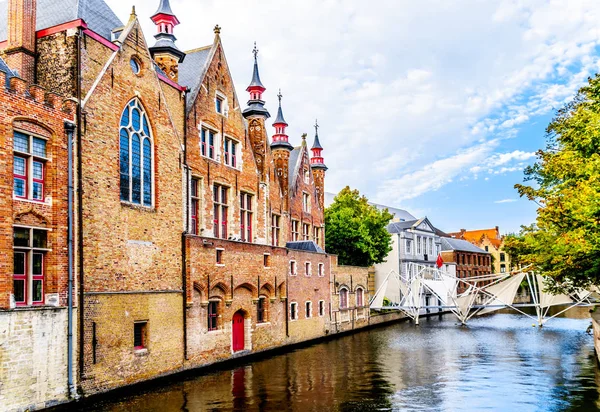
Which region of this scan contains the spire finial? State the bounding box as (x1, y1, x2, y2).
(302, 133, 307, 141)
(129, 5, 137, 22)
(252, 42, 259, 60)
(214, 25, 221, 35)
(314, 119, 319, 134)
(278, 89, 282, 106)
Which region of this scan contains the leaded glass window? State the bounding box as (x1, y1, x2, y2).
(119, 99, 153, 206)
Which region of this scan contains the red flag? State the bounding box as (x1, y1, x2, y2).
(436, 253, 444, 269)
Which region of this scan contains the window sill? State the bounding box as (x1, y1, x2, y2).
(223, 164, 240, 172)
(201, 155, 220, 165)
(121, 201, 155, 212)
(216, 263, 225, 267)
(134, 348, 148, 356)
(255, 322, 271, 328)
(13, 197, 51, 205)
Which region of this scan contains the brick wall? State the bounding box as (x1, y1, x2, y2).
(77, 20, 185, 394)
(330, 256, 370, 333)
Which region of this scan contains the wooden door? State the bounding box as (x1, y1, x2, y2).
(232, 311, 244, 352)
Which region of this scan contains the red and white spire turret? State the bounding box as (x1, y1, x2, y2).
(310, 120, 327, 170)
(271, 89, 293, 151)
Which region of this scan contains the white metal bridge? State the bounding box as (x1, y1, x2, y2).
(370, 263, 596, 326)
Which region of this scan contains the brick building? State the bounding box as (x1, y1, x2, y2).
(0, 34, 76, 412)
(448, 227, 512, 274)
(0, 0, 371, 409)
(440, 237, 492, 295)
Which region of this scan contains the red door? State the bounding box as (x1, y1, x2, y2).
(232, 311, 245, 352)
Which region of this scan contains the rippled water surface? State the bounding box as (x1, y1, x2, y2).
(74, 309, 600, 411)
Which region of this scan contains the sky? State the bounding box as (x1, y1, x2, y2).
(106, 0, 600, 234)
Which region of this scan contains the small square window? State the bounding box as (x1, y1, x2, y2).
(134, 322, 147, 349)
(305, 301, 312, 318)
(264, 254, 270, 267)
(216, 249, 224, 265)
(319, 300, 325, 317)
(305, 262, 311, 276)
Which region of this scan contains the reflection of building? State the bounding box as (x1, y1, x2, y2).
(440, 238, 491, 294)
(448, 227, 511, 274)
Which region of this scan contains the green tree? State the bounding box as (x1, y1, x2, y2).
(513, 74, 600, 291)
(325, 187, 393, 267)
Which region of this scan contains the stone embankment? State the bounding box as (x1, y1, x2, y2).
(592, 311, 600, 363)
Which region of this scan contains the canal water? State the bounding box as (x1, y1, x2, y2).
(74, 308, 599, 411)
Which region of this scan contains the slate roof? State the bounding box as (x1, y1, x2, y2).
(387, 220, 419, 233)
(178, 45, 212, 105)
(286, 241, 325, 254)
(0, 55, 15, 86)
(274, 104, 287, 125)
(312, 131, 323, 150)
(0, 0, 123, 42)
(153, 0, 174, 16)
(288, 146, 302, 192)
(441, 237, 489, 254)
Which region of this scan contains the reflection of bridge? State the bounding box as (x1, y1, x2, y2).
(370, 263, 595, 326)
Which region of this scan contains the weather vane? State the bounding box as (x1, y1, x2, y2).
(252, 42, 259, 59)
(314, 119, 319, 133)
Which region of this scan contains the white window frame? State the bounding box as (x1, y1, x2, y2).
(199, 123, 220, 161)
(305, 301, 312, 318)
(290, 260, 297, 276)
(302, 192, 311, 213)
(318, 300, 325, 317)
(305, 262, 311, 277)
(290, 302, 298, 321)
(318, 263, 324, 277)
(223, 135, 240, 169)
(215, 91, 228, 117)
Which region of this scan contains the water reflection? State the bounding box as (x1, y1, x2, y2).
(75, 308, 599, 411)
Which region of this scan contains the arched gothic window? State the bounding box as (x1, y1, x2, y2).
(339, 287, 348, 309)
(120, 99, 153, 206)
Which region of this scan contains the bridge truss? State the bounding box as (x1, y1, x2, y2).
(369, 263, 595, 326)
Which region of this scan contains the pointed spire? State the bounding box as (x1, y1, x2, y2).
(312, 119, 323, 149)
(271, 89, 292, 150)
(152, 0, 175, 17)
(243, 42, 270, 119)
(310, 120, 327, 171)
(274, 89, 288, 126)
(248, 42, 265, 90)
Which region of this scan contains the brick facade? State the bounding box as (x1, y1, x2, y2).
(440, 250, 492, 294)
(0, 1, 373, 409)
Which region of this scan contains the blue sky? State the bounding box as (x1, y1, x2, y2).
(107, 0, 600, 234)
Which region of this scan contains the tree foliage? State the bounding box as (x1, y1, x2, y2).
(513, 74, 600, 291)
(325, 187, 393, 267)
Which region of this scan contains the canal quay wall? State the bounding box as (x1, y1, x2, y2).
(592, 312, 600, 363)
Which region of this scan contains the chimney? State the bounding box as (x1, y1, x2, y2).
(5, 0, 37, 84)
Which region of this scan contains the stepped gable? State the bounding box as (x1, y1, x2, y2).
(0, 0, 123, 41)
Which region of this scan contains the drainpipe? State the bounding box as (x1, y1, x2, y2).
(182, 92, 188, 361)
(65, 120, 76, 398)
(76, 27, 85, 384)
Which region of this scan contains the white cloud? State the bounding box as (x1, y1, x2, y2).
(494, 199, 518, 204)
